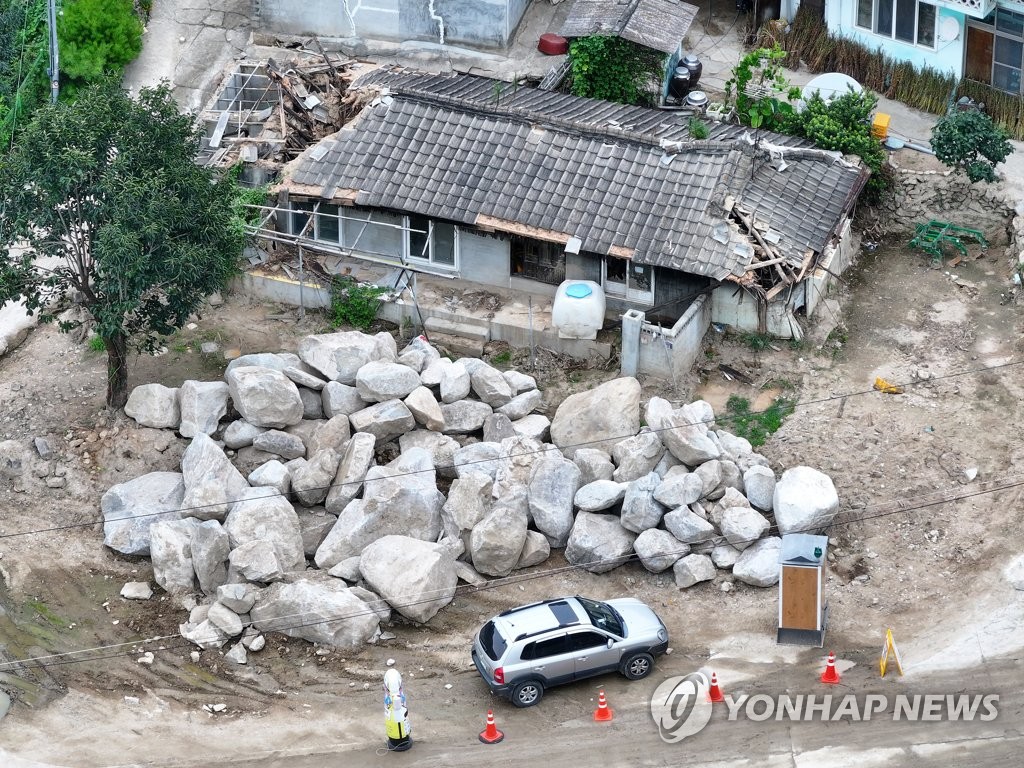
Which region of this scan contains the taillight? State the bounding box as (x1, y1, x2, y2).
(494, 667, 504, 684)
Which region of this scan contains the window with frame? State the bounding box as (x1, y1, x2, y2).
(520, 634, 570, 660)
(406, 214, 458, 267)
(856, 0, 936, 47)
(509, 237, 566, 285)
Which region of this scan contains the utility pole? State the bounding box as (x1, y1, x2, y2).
(47, 0, 59, 103)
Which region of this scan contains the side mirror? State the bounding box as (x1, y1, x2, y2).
(607, 638, 614, 649)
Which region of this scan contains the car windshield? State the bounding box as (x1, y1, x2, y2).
(479, 620, 507, 661)
(576, 596, 624, 637)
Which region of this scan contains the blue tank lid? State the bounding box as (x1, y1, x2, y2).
(565, 283, 592, 299)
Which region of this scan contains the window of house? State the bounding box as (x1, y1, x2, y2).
(405, 214, 458, 268)
(316, 204, 340, 243)
(509, 237, 566, 285)
(341, 208, 404, 258)
(290, 201, 314, 236)
(603, 257, 654, 305)
(857, 0, 936, 47)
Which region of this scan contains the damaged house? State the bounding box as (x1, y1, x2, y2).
(265, 68, 868, 377)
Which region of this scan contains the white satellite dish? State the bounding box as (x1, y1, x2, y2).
(801, 72, 863, 104)
(938, 16, 961, 43)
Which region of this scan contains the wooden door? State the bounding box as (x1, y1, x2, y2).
(966, 26, 994, 84)
(781, 565, 818, 630)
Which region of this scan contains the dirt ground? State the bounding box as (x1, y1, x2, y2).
(1, 231, 1023, 765)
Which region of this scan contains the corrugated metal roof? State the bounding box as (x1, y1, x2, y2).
(559, 0, 699, 53)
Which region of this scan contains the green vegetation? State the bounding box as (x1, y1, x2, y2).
(0, 80, 243, 407)
(724, 45, 800, 130)
(0, 0, 49, 150)
(722, 394, 794, 447)
(329, 278, 387, 331)
(86, 334, 105, 352)
(688, 117, 709, 140)
(57, 0, 142, 86)
(490, 350, 512, 366)
(568, 36, 665, 106)
(738, 331, 773, 351)
(25, 598, 69, 628)
(931, 110, 1013, 183)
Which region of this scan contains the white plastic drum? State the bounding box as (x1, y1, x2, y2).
(552, 280, 606, 340)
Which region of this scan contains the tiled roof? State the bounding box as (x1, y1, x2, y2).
(560, 0, 699, 54)
(285, 72, 867, 280)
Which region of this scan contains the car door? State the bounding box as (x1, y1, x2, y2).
(521, 633, 575, 685)
(568, 630, 621, 680)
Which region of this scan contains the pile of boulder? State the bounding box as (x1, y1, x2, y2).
(106, 330, 839, 653)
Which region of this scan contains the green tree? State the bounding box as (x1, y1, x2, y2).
(724, 46, 800, 130)
(931, 110, 1013, 183)
(569, 36, 665, 106)
(57, 0, 142, 84)
(0, 80, 242, 407)
(0, 0, 50, 150)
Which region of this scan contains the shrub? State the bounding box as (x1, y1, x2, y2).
(58, 0, 143, 83)
(688, 117, 709, 139)
(722, 394, 794, 447)
(568, 36, 665, 106)
(931, 110, 1013, 183)
(329, 278, 387, 331)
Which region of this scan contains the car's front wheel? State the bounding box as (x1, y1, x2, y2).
(621, 652, 654, 680)
(510, 680, 544, 707)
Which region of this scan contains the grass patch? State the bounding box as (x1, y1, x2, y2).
(738, 331, 774, 351)
(721, 394, 795, 446)
(490, 350, 512, 366)
(329, 278, 387, 331)
(86, 335, 105, 353)
(25, 598, 70, 629)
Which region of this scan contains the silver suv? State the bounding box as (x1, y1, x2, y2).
(471, 595, 669, 707)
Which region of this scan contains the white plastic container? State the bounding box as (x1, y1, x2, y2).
(552, 280, 606, 340)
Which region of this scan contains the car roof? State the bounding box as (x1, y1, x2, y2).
(493, 597, 591, 643)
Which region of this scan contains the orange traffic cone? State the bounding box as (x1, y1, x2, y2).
(820, 651, 841, 685)
(479, 709, 504, 744)
(594, 689, 614, 722)
(707, 671, 725, 703)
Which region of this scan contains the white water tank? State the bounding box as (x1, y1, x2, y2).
(552, 280, 606, 340)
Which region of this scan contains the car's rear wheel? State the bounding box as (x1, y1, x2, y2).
(510, 680, 544, 707)
(621, 652, 654, 680)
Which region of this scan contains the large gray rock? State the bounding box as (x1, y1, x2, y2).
(360, 536, 458, 622)
(181, 619, 230, 650)
(516, 530, 551, 569)
(440, 400, 493, 434)
(503, 369, 537, 394)
(773, 467, 839, 535)
(329, 555, 363, 582)
(251, 575, 381, 646)
(620, 472, 667, 533)
(511, 414, 551, 441)
(420, 357, 452, 388)
(181, 434, 251, 522)
(694, 460, 724, 499)
(178, 380, 229, 438)
(442, 473, 493, 544)
(574, 449, 615, 485)
(564, 512, 636, 573)
(733, 537, 782, 587)
(612, 430, 665, 483)
(663, 507, 717, 544)
(226, 366, 304, 429)
(283, 365, 328, 390)
(529, 455, 582, 547)
(654, 472, 704, 508)
(647, 397, 720, 466)
(453, 442, 504, 480)
(252, 429, 306, 460)
(229, 540, 284, 583)
(291, 449, 341, 506)
(150, 519, 199, 596)
(399, 430, 459, 479)
(720, 506, 770, 551)
(496, 389, 543, 421)
(550, 377, 641, 458)
(470, 365, 514, 407)
(226, 352, 301, 375)
(716, 430, 753, 460)
(708, 487, 752, 527)
(349, 399, 416, 443)
(1004, 555, 1024, 590)
(299, 388, 325, 420)
(574, 480, 627, 512)
(404, 386, 445, 431)
(743, 465, 777, 511)
(248, 460, 291, 496)
(191, 520, 230, 595)
(634, 529, 688, 573)
(208, 601, 244, 637)
(298, 331, 396, 383)
(470, 493, 529, 576)
(217, 583, 258, 613)
(325, 432, 376, 513)
(224, 487, 306, 572)
(483, 413, 516, 443)
(673, 553, 716, 588)
(295, 507, 337, 557)
(356, 361, 422, 402)
(398, 335, 440, 373)
(322, 382, 368, 417)
(125, 384, 180, 429)
(102, 472, 185, 556)
(493, 436, 553, 499)
(711, 543, 741, 569)
(440, 362, 472, 403)
(223, 420, 266, 450)
(307, 415, 351, 456)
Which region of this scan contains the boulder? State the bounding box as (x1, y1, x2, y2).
(647, 398, 720, 466)
(325, 432, 376, 513)
(720, 506, 770, 551)
(716, 430, 753, 460)
(150, 518, 199, 595)
(228, 540, 285, 583)
(420, 357, 452, 388)
(470, 493, 529, 576)
(328, 555, 363, 582)
(178, 380, 230, 438)
(404, 386, 445, 431)
(708, 487, 751, 527)
(251, 575, 381, 646)
(516, 530, 551, 569)
(283, 365, 328, 390)
(360, 536, 458, 623)
(612, 430, 665, 483)
(673, 554, 716, 588)
(482, 413, 516, 443)
(1005, 555, 1024, 590)
(208, 601, 244, 637)
(773, 467, 839, 535)
(181, 619, 230, 650)
(102, 472, 184, 556)
(733, 537, 782, 587)
(711, 543, 741, 569)
(307, 415, 351, 456)
(496, 389, 543, 421)
(565, 512, 636, 573)
(503, 370, 537, 394)
(529, 455, 582, 547)
(226, 366, 304, 429)
(653, 451, 684, 478)
(574, 480, 627, 512)
(291, 449, 341, 507)
(511, 414, 550, 441)
(298, 331, 396, 383)
(654, 472, 704, 509)
(299, 388, 325, 420)
(120, 582, 153, 600)
(399, 430, 459, 479)
(574, 448, 615, 484)
(349, 399, 416, 443)
(223, 420, 267, 450)
(181, 434, 251, 522)
(743, 465, 776, 511)
(663, 507, 717, 544)
(717, 459, 745, 499)
(295, 507, 337, 557)
(398, 335, 440, 372)
(493, 436, 553, 499)
(226, 353, 301, 375)
(225, 643, 248, 664)
(0, 440, 26, 479)
(356, 361, 422, 403)
(247, 460, 290, 496)
(125, 384, 180, 429)
(191, 520, 230, 595)
(224, 487, 306, 572)
(620, 472, 666, 533)
(440, 400, 493, 434)
(440, 363, 472, 403)
(634, 529, 688, 573)
(252, 429, 306, 460)
(694, 460, 724, 499)
(550, 377, 641, 458)
(349, 585, 392, 623)
(217, 583, 258, 614)
(470, 365, 514, 406)
(441, 473, 493, 544)
(322, 382, 368, 418)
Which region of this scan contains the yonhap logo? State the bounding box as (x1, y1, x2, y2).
(650, 672, 714, 743)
